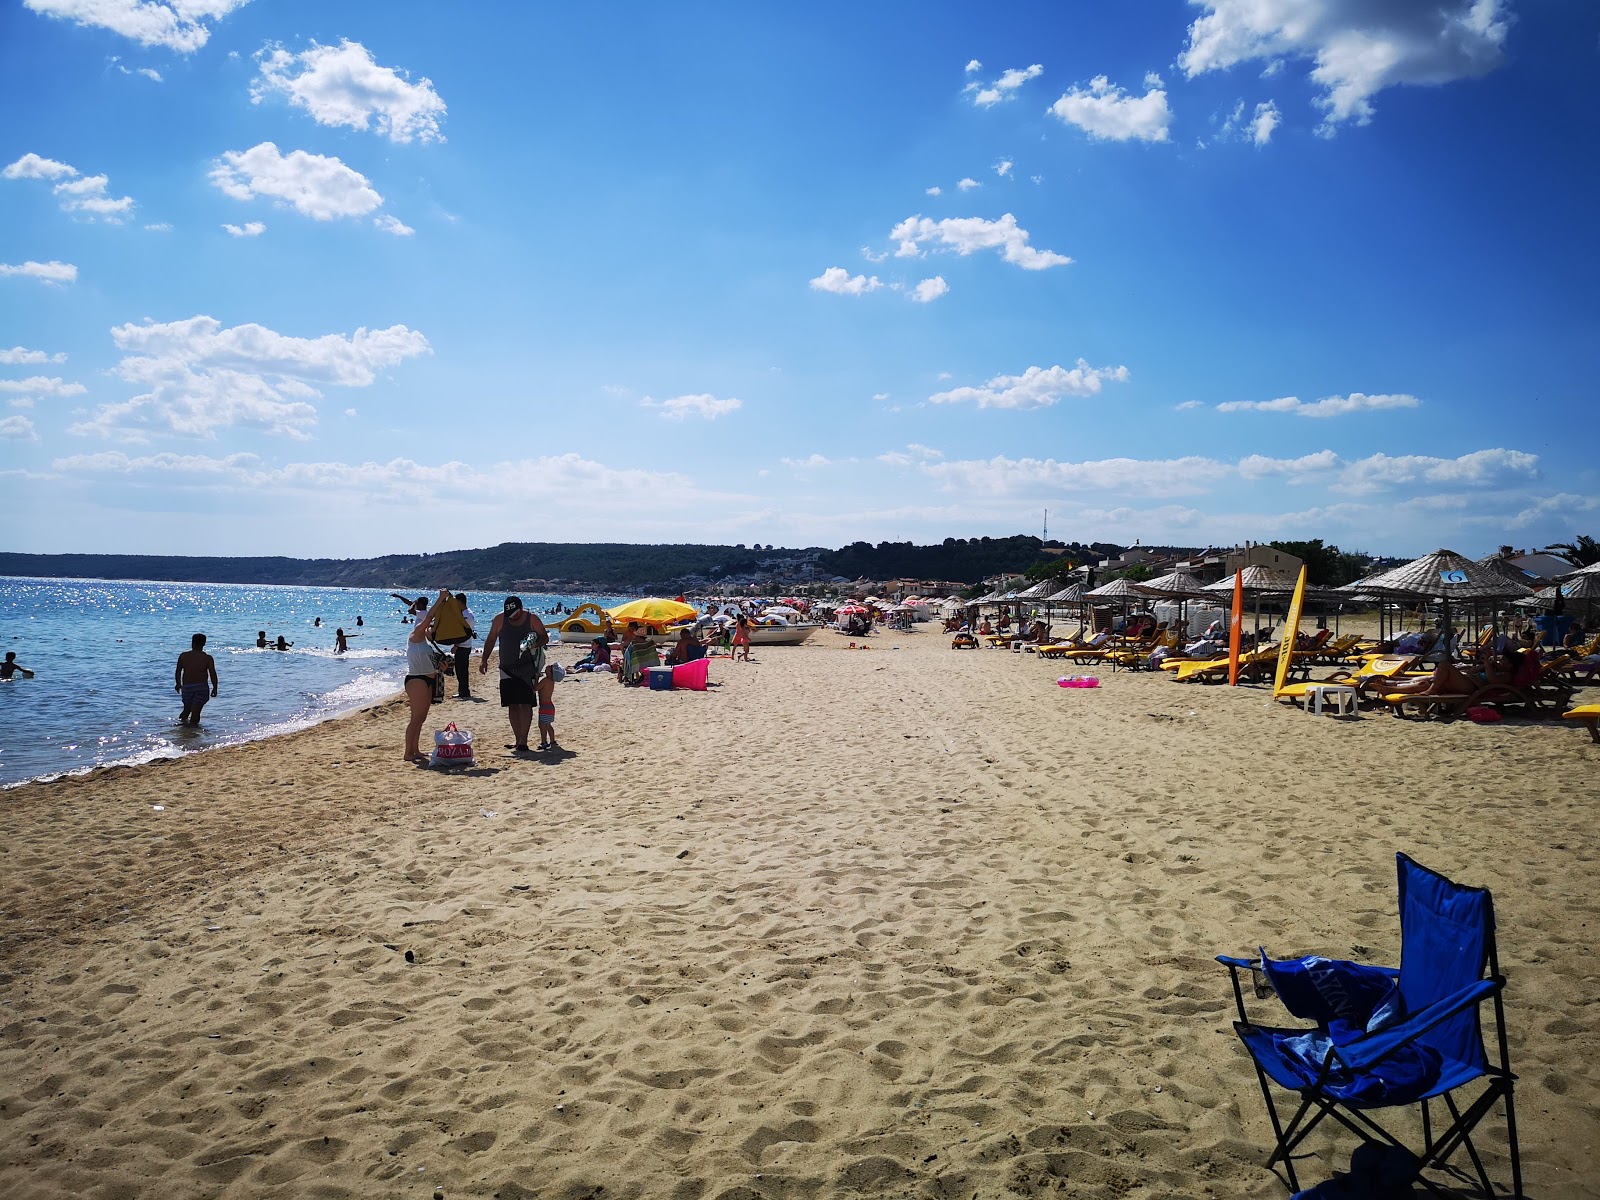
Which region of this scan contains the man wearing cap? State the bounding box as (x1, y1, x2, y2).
(476, 596, 548, 754)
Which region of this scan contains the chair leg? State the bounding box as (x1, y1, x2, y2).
(1249, 1066, 1301, 1192)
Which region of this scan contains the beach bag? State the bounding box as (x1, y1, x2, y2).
(430, 723, 475, 767)
(508, 635, 546, 689)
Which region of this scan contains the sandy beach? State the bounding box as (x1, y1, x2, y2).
(2, 631, 1595, 1199)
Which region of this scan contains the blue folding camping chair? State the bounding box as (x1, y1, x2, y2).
(1218, 854, 1522, 1197)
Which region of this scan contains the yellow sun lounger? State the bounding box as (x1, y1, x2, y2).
(1562, 704, 1600, 743)
(1275, 655, 1419, 702)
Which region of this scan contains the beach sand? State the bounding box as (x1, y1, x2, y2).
(2, 631, 1596, 1198)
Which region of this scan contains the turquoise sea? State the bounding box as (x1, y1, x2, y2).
(0, 578, 625, 788)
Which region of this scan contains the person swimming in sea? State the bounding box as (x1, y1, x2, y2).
(256, 631, 268, 648)
(1, 651, 34, 680)
(273, 635, 292, 651)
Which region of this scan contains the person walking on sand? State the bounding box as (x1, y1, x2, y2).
(402, 590, 448, 763)
(732, 613, 752, 661)
(174, 634, 218, 726)
(453, 593, 477, 700)
(477, 596, 548, 755)
(2, 651, 35, 679)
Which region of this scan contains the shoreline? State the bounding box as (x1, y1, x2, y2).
(3, 632, 1595, 1197)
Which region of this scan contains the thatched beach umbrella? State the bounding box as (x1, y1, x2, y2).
(1135, 570, 1211, 634)
(1086, 577, 1147, 600)
(1361, 548, 1534, 645)
(1086, 576, 1147, 633)
(1202, 567, 1297, 639)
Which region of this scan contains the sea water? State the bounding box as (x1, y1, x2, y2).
(0, 578, 625, 788)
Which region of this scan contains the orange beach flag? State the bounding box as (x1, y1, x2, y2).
(1272, 566, 1309, 697)
(1227, 570, 1244, 686)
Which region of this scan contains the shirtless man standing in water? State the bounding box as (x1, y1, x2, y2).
(175, 633, 219, 727)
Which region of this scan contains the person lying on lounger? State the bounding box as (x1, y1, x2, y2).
(1381, 659, 1478, 698)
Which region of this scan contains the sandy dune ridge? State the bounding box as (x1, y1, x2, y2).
(2, 632, 1595, 1198)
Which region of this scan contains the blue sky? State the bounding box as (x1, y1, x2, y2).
(1, 0, 1595, 560)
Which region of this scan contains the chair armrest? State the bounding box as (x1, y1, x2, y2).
(1333, 978, 1500, 1074)
(1217, 954, 1255, 970)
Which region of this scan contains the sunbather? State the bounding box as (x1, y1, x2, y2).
(1381, 659, 1478, 699)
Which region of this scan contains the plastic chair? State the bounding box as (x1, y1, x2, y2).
(1217, 854, 1521, 1197)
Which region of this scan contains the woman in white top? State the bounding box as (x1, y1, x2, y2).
(403, 589, 449, 763)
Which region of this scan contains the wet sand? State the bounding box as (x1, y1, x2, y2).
(2, 631, 1595, 1198)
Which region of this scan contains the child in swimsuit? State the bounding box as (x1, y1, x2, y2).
(537, 662, 562, 751)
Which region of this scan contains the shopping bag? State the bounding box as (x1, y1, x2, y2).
(429, 723, 476, 767)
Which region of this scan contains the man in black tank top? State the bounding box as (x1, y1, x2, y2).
(476, 596, 549, 754)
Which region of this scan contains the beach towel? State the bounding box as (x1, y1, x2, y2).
(430, 592, 472, 645)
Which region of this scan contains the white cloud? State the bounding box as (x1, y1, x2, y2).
(910, 276, 949, 304)
(1220, 99, 1282, 145)
(373, 214, 414, 237)
(0, 376, 87, 396)
(641, 393, 742, 421)
(1144, 72, 1165, 89)
(964, 59, 982, 73)
(890, 213, 1071, 270)
(1249, 100, 1281, 144)
(781, 454, 831, 469)
(50, 450, 733, 515)
(891, 447, 1538, 500)
(0, 415, 39, 441)
(137, 66, 161, 81)
(810, 267, 882, 296)
(3, 153, 76, 180)
(10, 397, 36, 409)
(871, 393, 890, 402)
(68, 315, 431, 441)
(995, 159, 1013, 177)
(1179, 0, 1511, 132)
(956, 176, 980, 190)
(1174, 400, 1202, 410)
(930, 361, 1131, 409)
(22, 0, 249, 52)
(222, 221, 265, 237)
(972, 63, 1043, 107)
(252, 40, 446, 144)
(1332, 448, 1538, 495)
(1217, 391, 1420, 417)
(0, 260, 78, 284)
(924, 185, 942, 196)
(210, 142, 383, 221)
(1048, 75, 1172, 142)
(4, 153, 135, 222)
(0, 347, 67, 365)
(144, 221, 172, 231)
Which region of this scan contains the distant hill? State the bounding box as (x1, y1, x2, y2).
(0, 543, 800, 592)
(0, 535, 1117, 591)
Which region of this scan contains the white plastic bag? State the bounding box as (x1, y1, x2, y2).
(429, 722, 475, 767)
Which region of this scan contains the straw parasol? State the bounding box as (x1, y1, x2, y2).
(1361, 549, 1533, 602)
(1135, 570, 1212, 599)
(1201, 566, 1298, 596)
(1014, 580, 1056, 601)
(1562, 559, 1600, 580)
(1086, 577, 1147, 599)
(1360, 548, 1533, 643)
(1045, 582, 1085, 603)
